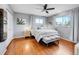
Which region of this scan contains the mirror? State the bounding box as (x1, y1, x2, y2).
(3, 10, 7, 42)
(0, 9, 7, 42)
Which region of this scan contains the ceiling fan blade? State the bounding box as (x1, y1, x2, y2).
(46, 10, 48, 13)
(46, 8, 55, 10)
(44, 4, 47, 9)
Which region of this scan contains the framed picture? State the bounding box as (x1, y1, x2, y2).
(16, 18, 26, 25)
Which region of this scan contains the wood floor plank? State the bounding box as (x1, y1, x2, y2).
(5, 37, 75, 55)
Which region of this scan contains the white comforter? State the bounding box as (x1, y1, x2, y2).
(31, 29, 60, 42)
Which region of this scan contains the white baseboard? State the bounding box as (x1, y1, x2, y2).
(61, 37, 74, 43)
(2, 49, 7, 55)
(13, 36, 25, 39)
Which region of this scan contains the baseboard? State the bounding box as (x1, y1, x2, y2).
(2, 49, 7, 55)
(13, 36, 25, 39)
(60, 37, 74, 43)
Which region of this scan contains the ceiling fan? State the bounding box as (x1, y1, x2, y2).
(42, 4, 55, 13)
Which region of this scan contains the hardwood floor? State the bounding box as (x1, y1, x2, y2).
(5, 37, 75, 55)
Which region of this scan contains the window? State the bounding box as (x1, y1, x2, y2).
(35, 19, 43, 24)
(56, 17, 62, 25)
(55, 16, 71, 26)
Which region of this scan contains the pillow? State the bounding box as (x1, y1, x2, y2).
(40, 27, 48, 29)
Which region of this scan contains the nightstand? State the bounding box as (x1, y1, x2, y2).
(24, 31, 31, 38)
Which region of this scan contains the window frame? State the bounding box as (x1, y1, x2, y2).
(55, 16, 71, 27)
(35, 18, 44, 24)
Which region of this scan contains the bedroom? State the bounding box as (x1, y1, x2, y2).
(0, 4, 79, 55)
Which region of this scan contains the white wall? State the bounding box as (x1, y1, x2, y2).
(73, 7, 79, 43)
(47, 16, 55, 29)
(78, 13, 79, 42)
(14, 13, 30, 38)
(6, 10, 14, 47)
(0, 4, 14, 54)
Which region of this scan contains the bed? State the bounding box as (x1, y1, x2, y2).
(31, 27, 60, 45)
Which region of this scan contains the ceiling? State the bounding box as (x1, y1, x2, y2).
(10, 4, 79, 17)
